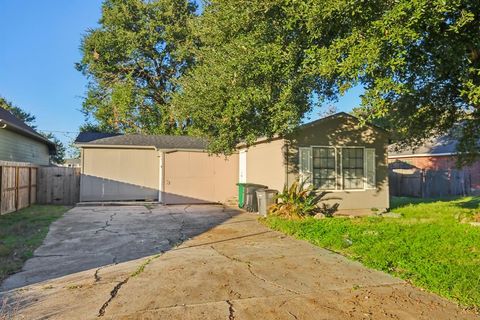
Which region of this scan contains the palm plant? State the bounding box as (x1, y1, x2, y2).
(268, 180, 338, 219)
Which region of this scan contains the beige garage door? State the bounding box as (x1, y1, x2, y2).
(164, 151, 238, 204)
(80, 148, 159, 202)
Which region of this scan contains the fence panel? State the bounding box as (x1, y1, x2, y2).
(37, 167, 80, 205)
(1, 166, 17, 214)
(389, 168, 471, 198)
(0, 163, 38, 215)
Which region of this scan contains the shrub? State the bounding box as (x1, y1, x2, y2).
(268, 180, 338, 219)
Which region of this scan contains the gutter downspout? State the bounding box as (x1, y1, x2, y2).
(158, 151, 165, 203)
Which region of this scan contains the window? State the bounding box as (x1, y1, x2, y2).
(299, 146, 376, 191)
(312, 147, 336, 189)
(342, 148, 364, 189)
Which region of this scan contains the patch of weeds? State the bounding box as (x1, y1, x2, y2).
(66, 284, 83, 290)
(131, 254, 161, 277)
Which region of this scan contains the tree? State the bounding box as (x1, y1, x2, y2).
(0, 96, 36, 128)
(173, 0, 315, 154)
(302, 0, 480, 166)
(175, 0, 480, 163)
(41, 132, 66, 164)
(77, 0, 197, 135)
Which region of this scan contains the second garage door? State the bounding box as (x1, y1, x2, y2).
(163, 151, 238, 204)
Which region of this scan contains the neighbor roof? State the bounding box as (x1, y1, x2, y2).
(0, 107, 56, 151)
(75, 133, 208, 150)
(389, 135, 459, 157)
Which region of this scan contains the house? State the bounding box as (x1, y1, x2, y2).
(239, 112, 389, 215)
(388, 135, 480, 194)
(75, 112, 389, 214)
(61, 158, 81, 168)
(0, 106, 56, 165)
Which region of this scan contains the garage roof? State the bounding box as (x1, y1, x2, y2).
(75, 133, 208, 150)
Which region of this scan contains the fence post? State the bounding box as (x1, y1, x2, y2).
(0, 166, 2, 214)
(15, 167, 19, 211)
(28, 167, 32, 206)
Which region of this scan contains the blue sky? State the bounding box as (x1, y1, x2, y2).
(0, 0, 361, 149)
(0, 0, 103, 146)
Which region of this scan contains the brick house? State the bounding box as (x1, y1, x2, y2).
(388, 135, 480, 193)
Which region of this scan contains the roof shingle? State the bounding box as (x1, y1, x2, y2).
(75, 133, 208, 150)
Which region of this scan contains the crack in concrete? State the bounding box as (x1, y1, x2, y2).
(33, 254, 65, 258)
(96, 206, 193, 318)
(97, 278, 129, 317)
(210, 246, 300, 296)
(94, 268, 101, 283)
(95, 213, 117, 235)
(166, 206, 188, 243)
(226, 300, 235, 320)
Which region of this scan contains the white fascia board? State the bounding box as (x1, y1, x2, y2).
(76, 144, 156, 150)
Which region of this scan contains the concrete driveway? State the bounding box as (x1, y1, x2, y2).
(1, 205, 476, 319)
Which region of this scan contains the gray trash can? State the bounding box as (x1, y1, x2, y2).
(256, 189, 279, 216)
(244, 184, 267, 212)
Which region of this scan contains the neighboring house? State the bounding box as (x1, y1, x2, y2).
(0, 107, 56, 165)
(75, 112, 389, 214)
(61, 158, 81, 168)
(388, 135, 480, 194)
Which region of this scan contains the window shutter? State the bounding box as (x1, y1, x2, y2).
(365, 148, 376, 189)
(299, 147, 312, 185)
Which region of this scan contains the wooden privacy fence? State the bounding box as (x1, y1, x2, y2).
(37, 167, 80, 205)
(0, 162, 38, 214)
(0, 164, 81, 214)
(389, 168, 471, 198)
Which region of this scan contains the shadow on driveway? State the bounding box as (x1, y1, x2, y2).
(0, 204, 240, 291)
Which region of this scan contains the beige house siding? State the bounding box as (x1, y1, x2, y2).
(242, 138, 287, 191)
(243, 114, 389, 213)
(80, 147, 159, 201)
(0, 129, 50, 165)
(164, 151, 238, 204)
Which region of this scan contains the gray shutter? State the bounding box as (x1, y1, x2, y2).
(299, 147, 312, 185)
(365, 148, 376, 189)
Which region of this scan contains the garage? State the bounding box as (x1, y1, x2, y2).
(163, 151, 238, 204)
(75, 133, 238, 204)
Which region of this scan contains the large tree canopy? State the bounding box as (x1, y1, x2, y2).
(173, 0, 315, 153)
(77, 0, 196, 134)
(174, 0, 480, 161)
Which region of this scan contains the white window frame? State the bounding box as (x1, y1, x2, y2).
(304, 145, 376, 192)
(310, 145, 338, 191)
(339, 146, 366, 191)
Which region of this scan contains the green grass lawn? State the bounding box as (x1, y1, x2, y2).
(263, 196, 480, 310)
(0, 205, 69, 282)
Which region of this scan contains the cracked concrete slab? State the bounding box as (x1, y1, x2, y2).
(0, 204, 236, 291)
(1, 205, 477, 319)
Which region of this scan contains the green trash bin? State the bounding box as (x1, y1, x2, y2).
(237, 183, 247, 208)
